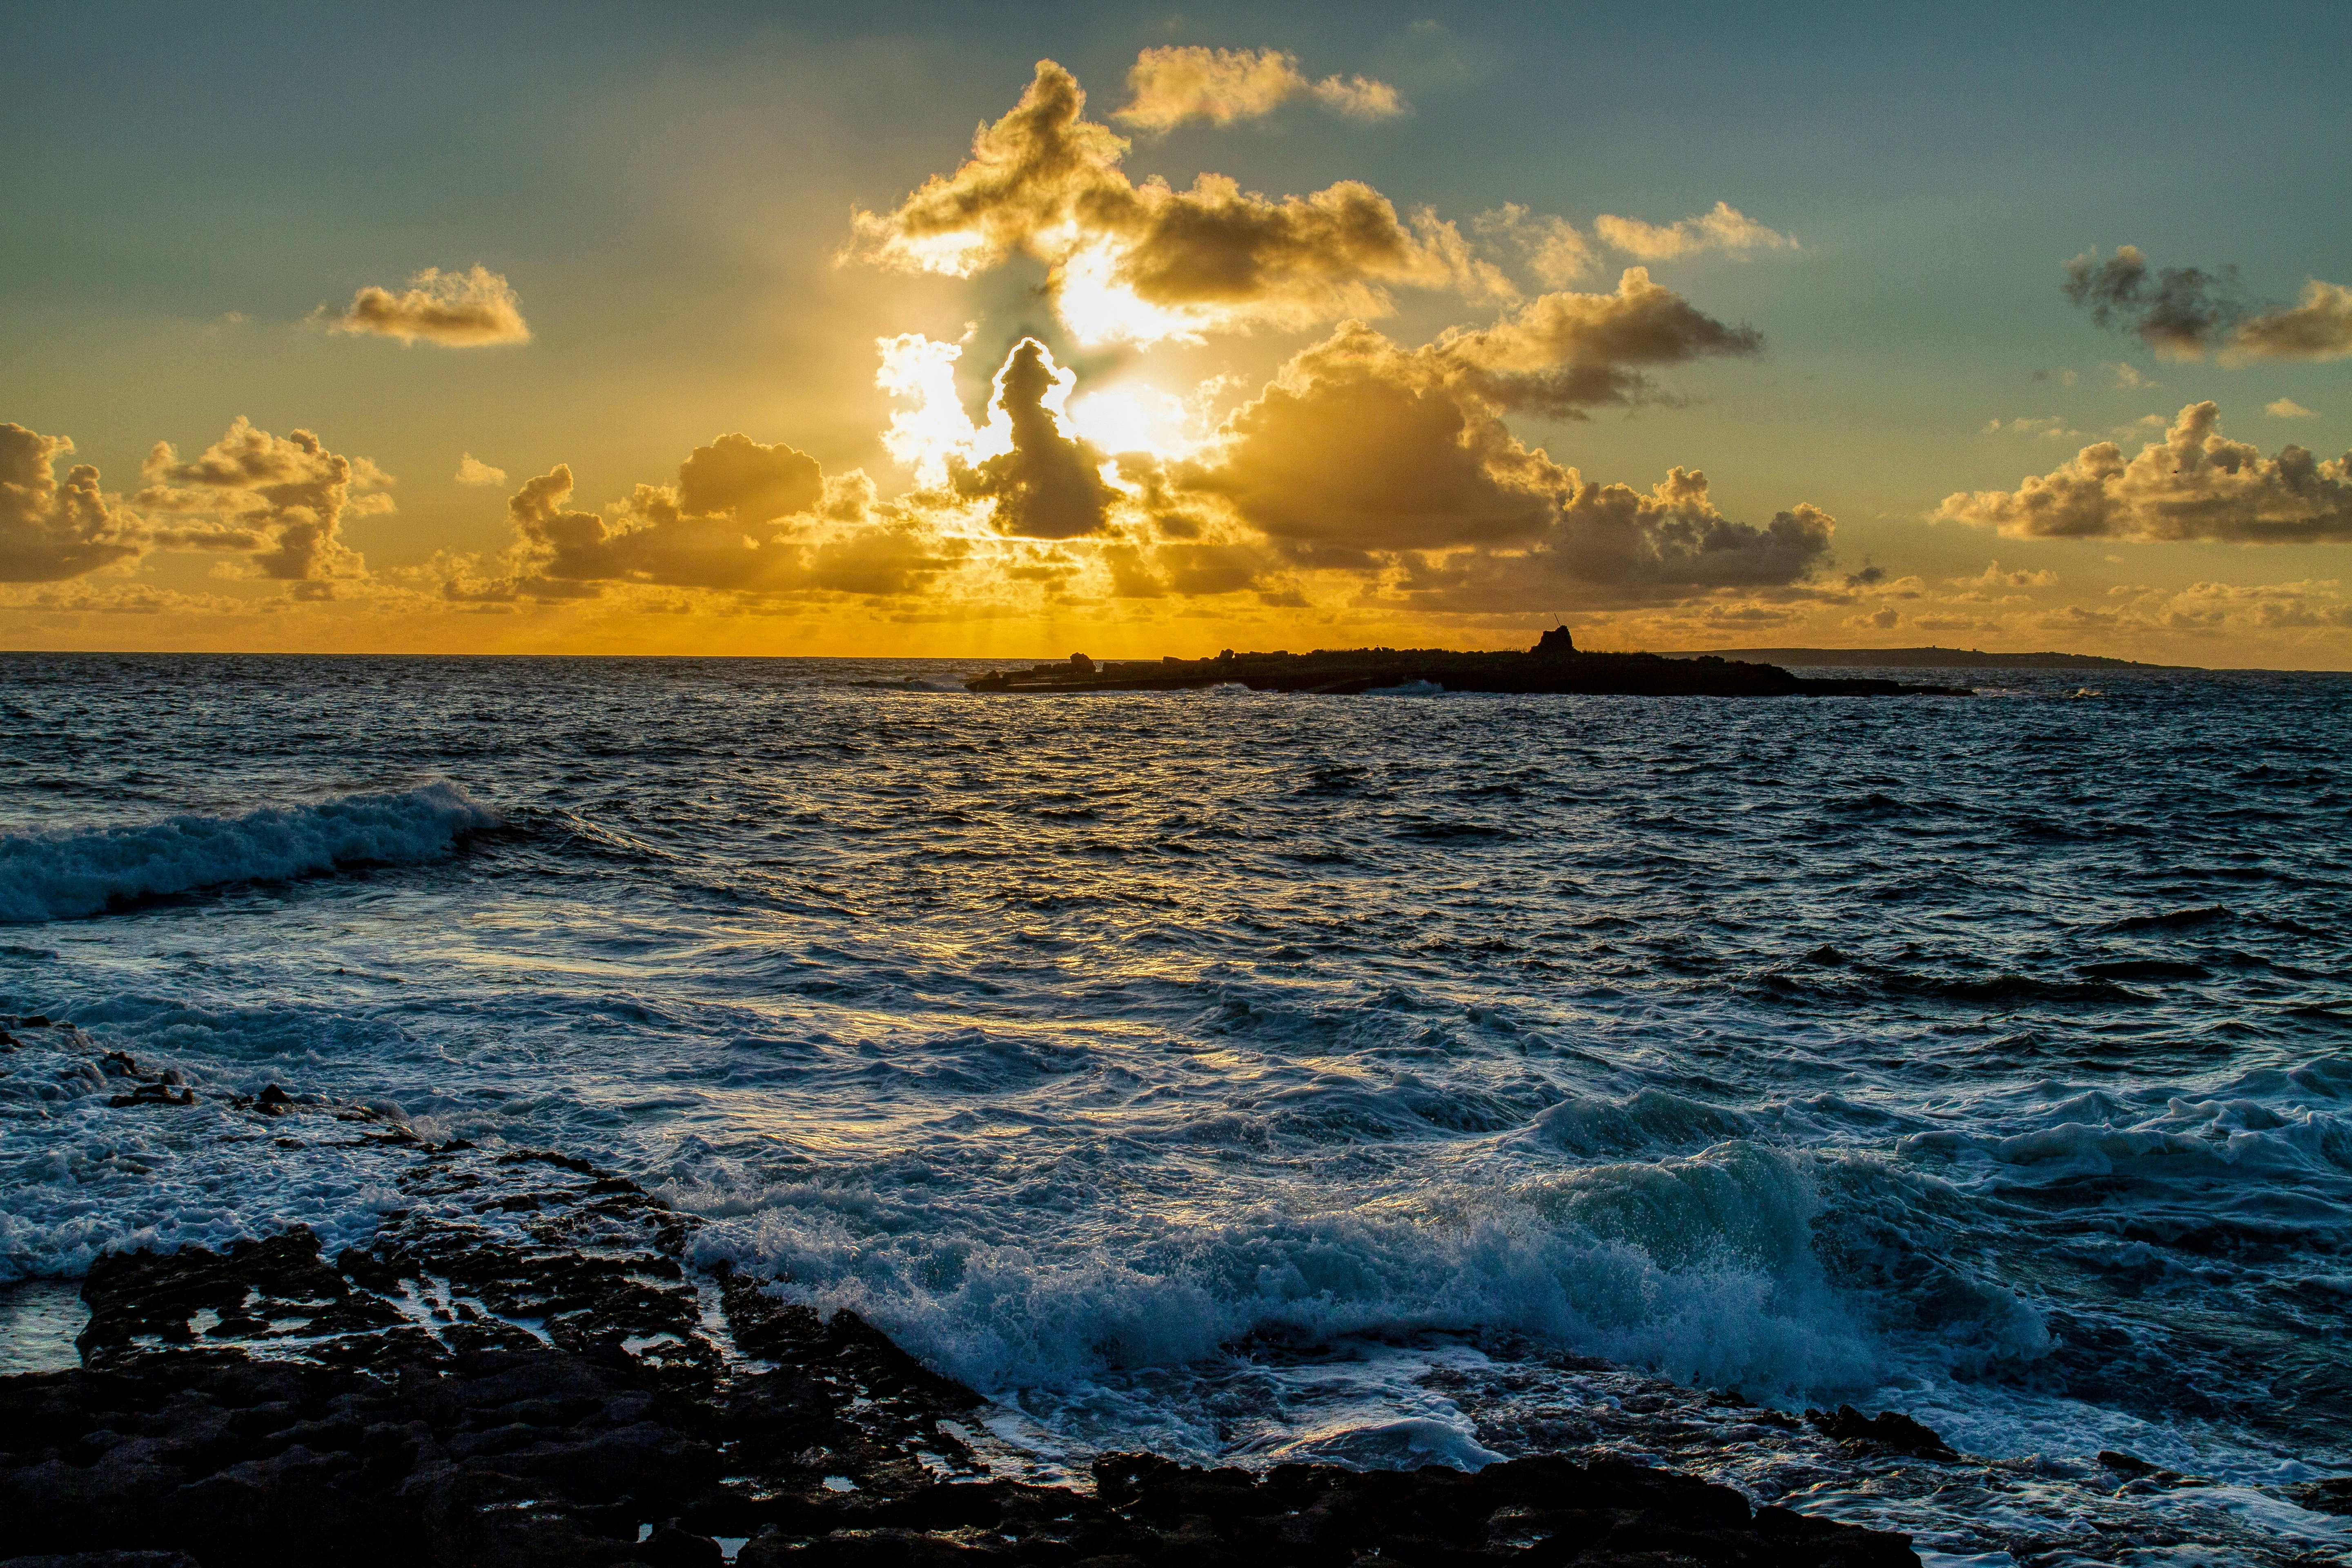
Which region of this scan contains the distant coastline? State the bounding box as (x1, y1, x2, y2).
(1656, 646, 2188, 670)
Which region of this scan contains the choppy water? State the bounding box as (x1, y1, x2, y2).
(3, 652, 2348, 1563)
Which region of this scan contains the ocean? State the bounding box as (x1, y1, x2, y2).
(2, 652, 2347, 1564)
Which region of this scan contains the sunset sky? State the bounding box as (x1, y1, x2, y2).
(5, 2, 2350, 665)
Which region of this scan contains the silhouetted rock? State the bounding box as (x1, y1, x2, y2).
(965, 640, 1971, 698)
(1809, 1405, 1959, 1460)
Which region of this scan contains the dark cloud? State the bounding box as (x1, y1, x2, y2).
(1936, 401, 2352, 543)
(951, 339, 1116, 539)
(1439, 267, 1763, 417)
(2064, 247, 2352, 363)
(0, 424, 145, 582)
(2063, 245, 2242, 356)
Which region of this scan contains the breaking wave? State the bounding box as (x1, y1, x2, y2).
(0, 782, 498, 922)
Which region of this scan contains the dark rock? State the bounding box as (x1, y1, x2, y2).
(2287, 1476, 2352, 1515)
(1809, 1405, 1959, 1460)
(257, 1083, 293, 1108)
(636, 1523, 725, 1566)
(965, 642, 1971, 699)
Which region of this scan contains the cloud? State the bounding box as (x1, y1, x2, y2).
(1434, 267, 1763, 417)
(1952, 560, 2059, 590)
(1111, 47, 1403, 132)
(1476, 205, 1599, 287)
(134, 418, 392, 590)
(1936, 401, 2352, 543)
(2266, 398, 2316, 420)
(1593, 202, 1795, 262)
(0, 424, 145, 582)
(844, 59, 1498, 343)
(1982, 416, 2079, 438)
(949, 339, 1116, 539)
(330, 265, 531, 347)
(1172, 317, 1829, 605)
(450, 437, 962, 601)
(454, 453, 507, 486)
(2231, 281, 2352, 362)
(2065, 247, 2352, 363)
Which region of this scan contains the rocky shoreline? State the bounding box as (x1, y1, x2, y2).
(0, 1027, 1927, 1567)
(963, 629, 1973, 699)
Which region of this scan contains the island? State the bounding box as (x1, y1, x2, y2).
(1659, 645, 2179, 670)
(964, 628, 1973, 697)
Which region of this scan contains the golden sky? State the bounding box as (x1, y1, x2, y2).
(5, 11, 2350, 666)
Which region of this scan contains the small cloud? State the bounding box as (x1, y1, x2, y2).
(2108, 361, 2157, 389)
(1983, 415, 2079, 438)
(220, 311, 248, 325)
(1953, 559, 2059, 590)
(2266, 397, 2316, 419)
(329, 264, 530, 347)
(1593, 202, 1795, 262)
(454, 453, 507, 486)
(1112, 46, 1403, 131)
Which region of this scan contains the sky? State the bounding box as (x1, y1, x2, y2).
(4, 1, 2350, 666)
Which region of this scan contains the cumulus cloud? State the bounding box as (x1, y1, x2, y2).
(2266, 398, 2316, 420)
(330, 265, 531, 347)
(1112, 47, 1403, 132)
(1593, 202, 1795, 261)
(134, 418, 393, 591)
(950, 339, 1116, 539)
(1434, 267, 1764, 417)
(1172, 317, 1829, 604)
(844, 59, 1499, 343)
(1936, 402, 2352, 544)
(454, 453, 507, 486)
(0, 424, 145, 582)
(1952, 560, 2059, 592)
(2064, 247, 2352, 363)
(449, 436, 962, 602)
(2231, 280, 2352, 362)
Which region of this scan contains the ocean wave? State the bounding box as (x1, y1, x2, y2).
(685, 1141, 2040, 1403)
(0, 783, 498, 922)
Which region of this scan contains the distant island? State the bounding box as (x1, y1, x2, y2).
(966, 628, 1972, 697)
(1657, 646, 2181, 670)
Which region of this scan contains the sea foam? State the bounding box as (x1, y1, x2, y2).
(0, 783, 497, 923)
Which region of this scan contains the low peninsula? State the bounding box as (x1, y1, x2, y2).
(965, 628, 1973, 697)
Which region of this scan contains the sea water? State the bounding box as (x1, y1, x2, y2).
(2, 653, 2346, 1562)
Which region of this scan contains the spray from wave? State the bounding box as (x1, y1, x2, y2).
(0, 782, 499, 922)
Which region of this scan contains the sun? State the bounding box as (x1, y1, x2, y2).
(1066, 383, 1202, 459)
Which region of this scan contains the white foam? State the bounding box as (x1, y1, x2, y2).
(0, 782, 498, 923)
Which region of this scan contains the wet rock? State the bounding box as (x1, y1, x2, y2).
(2288, 1475, 2352, 1515)
(1808, 1405, 1959, 1460)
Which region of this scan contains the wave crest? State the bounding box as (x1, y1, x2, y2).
(0, 782, 499, 922)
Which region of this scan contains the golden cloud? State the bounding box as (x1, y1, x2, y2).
(1594, 203, 1795, 261)
(330, 265, 531, 347)
(448, 437, 964, 602)
(844, 60, 1498, 343)
(0, 424, 145, 582)
(135, 418, 393, 592)
(1112, 46, 1403, 132)
(1936, 402, 2352, 543)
